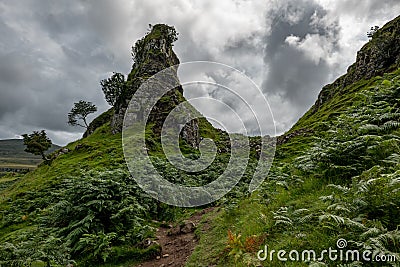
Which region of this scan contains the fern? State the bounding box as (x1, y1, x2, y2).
(298, 214, 315, 224)
(327, 203, 351, 214)
(273, 215, 293, 227)
(319, 213, 346, 225)
(327, 184, 350, 193)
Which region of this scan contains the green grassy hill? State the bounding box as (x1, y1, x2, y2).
(0, 17, 399, 267)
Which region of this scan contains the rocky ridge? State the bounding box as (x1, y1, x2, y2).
(314, 15, 400, 112)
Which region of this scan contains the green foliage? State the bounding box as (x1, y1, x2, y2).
(296, 78, 400, 182)
(261, 75, 400, 265)
(131, 24, 178, 63)
(189, 70, 400, 266)
(100, 72, 126, 107)
(47, 170, 151, 253)
(367, 26, 380, 39)
(68, 100, 97, 129)
(76, 232, 117, 263)
(0, 168, 158, 266)
(0, 227, 73, 266)
(22, 130, 52, 162)
(0, 124, 154, 266)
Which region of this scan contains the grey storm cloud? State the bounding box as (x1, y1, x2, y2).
(259, 0, 400, 132)
(262, 0, 340, 107)
(0, 1, 129, 144)
(0, 0, 399, 144)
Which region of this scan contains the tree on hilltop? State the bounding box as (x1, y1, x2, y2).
(68, 100, 97, 129)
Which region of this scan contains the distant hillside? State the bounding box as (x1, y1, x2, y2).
(0, 139, 61, 175)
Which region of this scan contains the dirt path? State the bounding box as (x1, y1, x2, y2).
(137, 207, 214, 267)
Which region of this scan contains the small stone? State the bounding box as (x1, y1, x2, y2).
(162, 254, 169, 258)
(156, 256, 161, 260)
(167, 225, 181, 235)
(181, 221, 196, 234)
(140, 238, 152, 248)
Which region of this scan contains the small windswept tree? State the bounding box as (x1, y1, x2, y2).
(22, 130, 52, 162)
(100, 72, 126, 107)
(68, 100, 97, 129)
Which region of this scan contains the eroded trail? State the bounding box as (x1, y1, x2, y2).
(137, 208, 214, 267)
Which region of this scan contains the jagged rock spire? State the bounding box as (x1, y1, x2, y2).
(111, 24, 199, 148)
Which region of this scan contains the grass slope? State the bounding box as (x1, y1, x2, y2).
(1, 71, 398, 266)
(0, 113, 255, 266)
(188, 69, 400, 266)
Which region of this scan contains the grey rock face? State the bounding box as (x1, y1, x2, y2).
(314, 16, 400, 112)
(110, 24, 200, 148)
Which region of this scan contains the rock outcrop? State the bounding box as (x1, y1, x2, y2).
(110, 24, 200, 148)
(313, 15, 400, 112)
(83, 108, 114, 137)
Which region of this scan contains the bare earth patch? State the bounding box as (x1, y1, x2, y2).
(137, 207, 214, 267)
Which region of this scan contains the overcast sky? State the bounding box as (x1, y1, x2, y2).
(0, 0, 399, 145)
